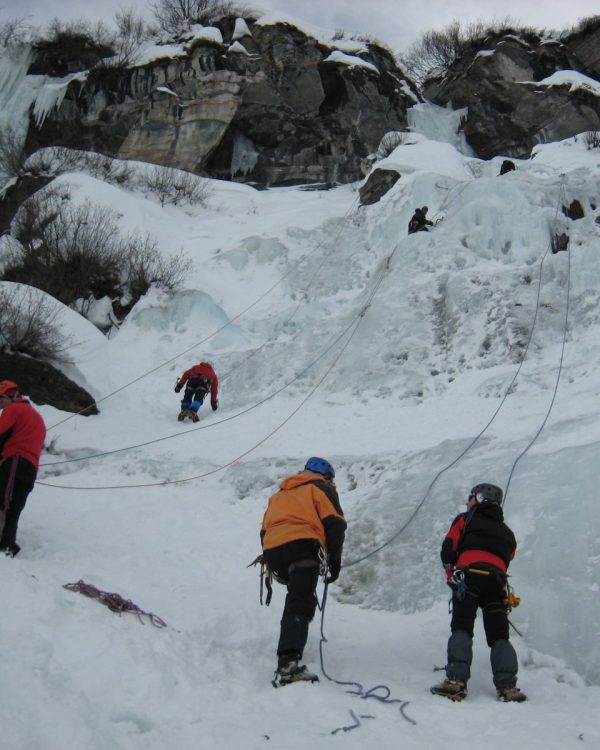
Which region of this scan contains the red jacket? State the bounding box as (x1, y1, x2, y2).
(177, 362, 219, 401)
(0, 400, 46, 470)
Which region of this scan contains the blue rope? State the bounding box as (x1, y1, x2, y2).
(318, 582, 417, 731)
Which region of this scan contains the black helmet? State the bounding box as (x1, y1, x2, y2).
(470, 483, 503, 505)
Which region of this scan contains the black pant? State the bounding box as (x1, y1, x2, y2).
(181, 378, 209, 410)
(447, 568, 518, 688)
(450, 568, 509, 644)
(0, 456, 37, 548)
(263, 540, 321, 661)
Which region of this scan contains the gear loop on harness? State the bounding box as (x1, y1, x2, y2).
(451, 569, 467, 600)
(318, 546, 329, 578)
(247, 554, 273, 606)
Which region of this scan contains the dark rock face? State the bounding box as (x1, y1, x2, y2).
(0, 174, 53, 235)
(563, 199, 585, 220)
(552, 233, 570, 253)
(28, 32, 114, 77)
(0, 352, 98, 415)
(423, 31, 600, 159)
(565, 19, 600, 78)
(25, 19, 420, 187)
(358, 168, 400, 205)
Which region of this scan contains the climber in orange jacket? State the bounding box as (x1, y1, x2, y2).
(261, 457, 346, 686)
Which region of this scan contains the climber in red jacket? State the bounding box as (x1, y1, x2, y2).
(0, 380, 46, 557)
(174, 362, 219, 422)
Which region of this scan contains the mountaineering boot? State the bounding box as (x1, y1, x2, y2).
(272, 659, 319, 688)
(431, 678, 467, 702)
(177, 410, 186, 421)
(497, 686, 527, 702)
(191, 412, 200, 423)
(0, 543, 21, 558)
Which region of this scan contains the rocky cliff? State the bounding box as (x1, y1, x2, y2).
(0, 353, 98, 416)
(24, 17, 420, 187)
(423, 23, 600, 159)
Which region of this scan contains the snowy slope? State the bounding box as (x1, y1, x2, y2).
(1, 105, 600, 749)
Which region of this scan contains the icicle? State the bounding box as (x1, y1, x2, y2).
(230, 132, 259, 178)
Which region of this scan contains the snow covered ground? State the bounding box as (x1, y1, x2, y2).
(1, 102, 600, 749)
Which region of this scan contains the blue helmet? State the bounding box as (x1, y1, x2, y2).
(304, 456, 335, 479)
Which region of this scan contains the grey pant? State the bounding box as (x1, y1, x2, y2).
(447, 630, 518, 688)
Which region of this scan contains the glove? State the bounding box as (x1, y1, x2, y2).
(444, 564, 455, 589)
(325, 558, 341, 584)
(174, 383, 182, 393)
(211, 399, 218, 411)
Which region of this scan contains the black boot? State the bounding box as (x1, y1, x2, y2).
(0, 543, 21, 558)
(273, 654, 318, 687)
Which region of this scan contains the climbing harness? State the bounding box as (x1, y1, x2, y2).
(63, 580, 167, 627)
(445, 567, 523, 636)
(249, 545, 329, 607)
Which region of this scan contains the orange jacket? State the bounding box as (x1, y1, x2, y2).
(261, 471, 346, 559)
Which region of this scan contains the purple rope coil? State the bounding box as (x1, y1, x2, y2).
(63, 580, 167, 628)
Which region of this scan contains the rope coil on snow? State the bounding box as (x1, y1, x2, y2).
(63, 580, 167, 627)
(318, 583, 416, 731)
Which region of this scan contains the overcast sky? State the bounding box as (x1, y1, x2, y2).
(3, 0, 599, 53)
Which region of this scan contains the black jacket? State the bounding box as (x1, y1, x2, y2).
(408, 209, 433, 234)
(441, 502, 516, 573)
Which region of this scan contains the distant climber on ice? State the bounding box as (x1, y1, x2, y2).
(261, 457, 346, 687)
(174, 361, 218, 422)
(499, 159, 516, 175)
(431, 482, 527, 703)
(408, 206, 434, 234)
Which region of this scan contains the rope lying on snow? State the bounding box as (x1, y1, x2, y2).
(318, 582, 417, 731)
(63, 580, 167, 628)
